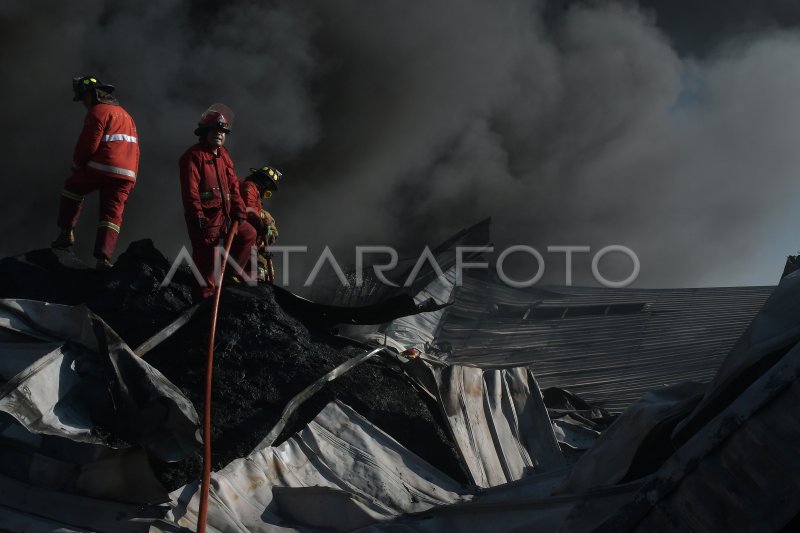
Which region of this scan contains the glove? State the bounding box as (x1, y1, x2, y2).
(197, 217, 207, 229)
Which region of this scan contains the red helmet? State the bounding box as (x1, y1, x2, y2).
(194, 103, 234, 136)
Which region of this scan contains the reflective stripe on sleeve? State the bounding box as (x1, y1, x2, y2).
(101, 134, 138, 143)
(88, 161, 137, 179)
(98, 221, 121, 233)
(61, 190, 84, 202)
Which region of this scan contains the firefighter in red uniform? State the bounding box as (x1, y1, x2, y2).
(240, 165, 281, 282)
(178, 104, 257, 301)
(52, 76, 140, 269)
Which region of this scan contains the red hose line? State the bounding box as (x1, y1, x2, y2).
(197, 220, 239, 533)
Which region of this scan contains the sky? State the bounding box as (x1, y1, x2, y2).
(3, 0, 800, 289)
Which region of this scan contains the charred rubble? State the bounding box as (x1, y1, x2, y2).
(0, 240, 468, 490)
(2, 236, 792, 531)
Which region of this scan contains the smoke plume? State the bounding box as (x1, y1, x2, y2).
(2, 0, 800, 288)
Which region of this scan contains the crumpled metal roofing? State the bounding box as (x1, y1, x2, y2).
(378, 266, 457, 354)
(594, 268, 800, 532)
(431, 364, 564, 487)
(154, 401, 466, 532)
(0, 472, 162, 532)
(0, 299, 199, 461)
(341, 265, 574, 489)
(0, 216, 787, 532)
(434, 276, 774, 412)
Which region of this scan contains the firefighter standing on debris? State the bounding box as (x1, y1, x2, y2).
(240, 166, 281, 282)
(178, 104, 257, 301)
(52, 76, 140, 270)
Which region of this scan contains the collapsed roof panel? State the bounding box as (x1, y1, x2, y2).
(156, 401, 466, 532)
(0, 217, 792, 532)
(378, 266, 458, 354)
(592, 268, 800, 531)
(437, 276, 774, 412)
(0, 472, 162, 532)
(0, 414, 169, 503)
(432, 365, 565, 487)
(361, 477, 646, 532)
(674, 269, 800, 440)
(0, 299, 198, 462)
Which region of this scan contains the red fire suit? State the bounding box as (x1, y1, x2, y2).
(58, 102, 140, 259)
(240, 180, 278, 281)
(240, 180, 277, 243)
(179, 144, 257, 300)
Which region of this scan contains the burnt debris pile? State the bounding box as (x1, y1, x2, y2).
(0, 240, 193, 347)
(0, 240, 467, 491)
(4, 229, 794, 531)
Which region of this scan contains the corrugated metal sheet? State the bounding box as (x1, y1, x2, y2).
(433, 365, 564, 488)
(362, 477, 645, 532)
(378, 267, 457, 354)
(156, 401, 466, 532)
(555, 381, 705, 495)
(646, 381, 800, 532)
(0, 299, 199, 461)
(0, 220, 787, 533)
(354, 270, 572, 489)
(590, 269, 800, 531)
(436, 277, 773, 412)
(0, 415, 170, 504)
(0, 472, 162, 532)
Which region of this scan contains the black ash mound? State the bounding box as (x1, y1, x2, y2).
(0, 241, 467, 490)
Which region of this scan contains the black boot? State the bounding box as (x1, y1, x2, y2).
(51, 228, 75, 249)
(95, 257, 114, 271)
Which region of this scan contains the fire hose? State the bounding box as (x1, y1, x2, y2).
(197, 220, 238, 533)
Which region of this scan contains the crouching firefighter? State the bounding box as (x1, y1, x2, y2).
(178, 104, 257, 301)
(52, 76, 140, 269)
(240, 165, 282, 282)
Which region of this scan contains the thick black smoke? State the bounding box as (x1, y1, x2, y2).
(3, 0, 800, 288)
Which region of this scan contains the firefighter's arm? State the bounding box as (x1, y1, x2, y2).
(72, 108, 105, 169)
(239, 182, 263, 231)
(245, 206, 265, 233)
(179, 154, 205, 227)
(229, 174, 247, 222)
(244, 181, 260, 210)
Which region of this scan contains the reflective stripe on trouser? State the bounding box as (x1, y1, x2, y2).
(99, 220, 121, 233)
(57, 167, 134, 259)
(61, 189, 84, 202)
